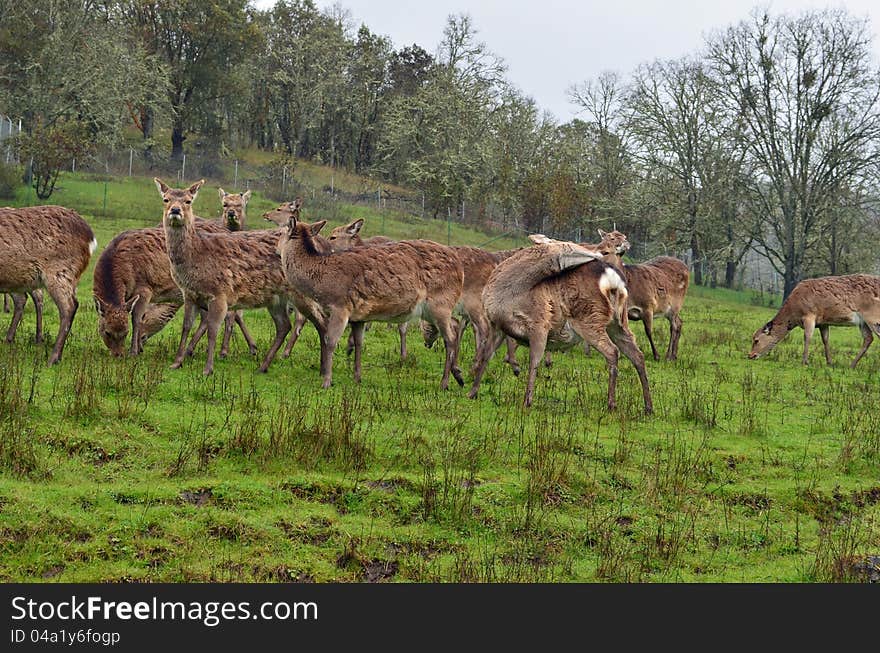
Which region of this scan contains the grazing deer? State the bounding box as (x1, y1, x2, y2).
(749, 274, 880, 368)
(595, 229, 689, 361)
(468, 237, 652, 412)
(155, 178, 293, 375)
(0, 206, 96, 365)
(278, 215, 465, 390)
(4, 290, 43, 345)
(93, 221, 257, 358)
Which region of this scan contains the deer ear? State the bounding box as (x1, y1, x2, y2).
(346, 219, 364, 236)
(309, 220, 327, 236)
(123, 295, 141, 313)
(187, 179, 206, 196)
(293, 197, 303, 211)
(286, 216, 298, 238)
(218, 188, 227, 199)
(242, 190, 251, 203)
(94, 296, 105, 316)
(598, 229, 608, 238)
(154, 178, 169, 195)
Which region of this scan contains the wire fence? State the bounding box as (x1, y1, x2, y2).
(2, 131, 784, 294)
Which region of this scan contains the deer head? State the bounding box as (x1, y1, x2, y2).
(218, 188, 251, 231)
(262, 197, 303, 226)
(327, 218, 365, 252)
(95, 295, 140, 357)
(154, 178, 205, 228)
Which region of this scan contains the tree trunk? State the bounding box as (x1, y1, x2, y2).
(171, 123, 186, 161)
(690, 233, 703, 286)
(725, 260, 737, 288)
(141, 107, 154, 167)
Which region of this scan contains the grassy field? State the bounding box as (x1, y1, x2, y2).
(0, 173, 878, 583)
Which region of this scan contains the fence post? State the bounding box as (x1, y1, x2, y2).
(447, 206, 451, 245)
(421, 192, 425, 219)
(233, 160, 238, 189)
(282, 165, 286, 194)
(181, 153, 186, 180)
(330, 174, 334, 194)
(103, 181, 108, 217)
(129, 147, 133, 176)
(72, 158, 75, 173)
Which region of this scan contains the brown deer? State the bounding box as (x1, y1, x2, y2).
(594, 230, 689, 361)
(278, 215, 465, 390)
(155, 178, 293, 375)
(468, 237, 652, 412)
(749, 274, 880, 367)
(93, 220, 258, 358)
(4, 290, 43, 344)
(0, 206, 96, 365)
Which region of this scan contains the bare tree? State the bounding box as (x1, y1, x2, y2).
(707, 8, 880, 297)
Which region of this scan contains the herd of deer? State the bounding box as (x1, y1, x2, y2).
(2, 177, 880, 413)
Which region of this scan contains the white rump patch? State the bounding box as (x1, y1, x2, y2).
(599, 267, 626, 293)
(89, 238, 98, 254)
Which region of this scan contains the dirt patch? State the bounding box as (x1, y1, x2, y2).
(366, 477, 415, 493)
(848, 556, 880, 583)
(41, 565, 64, 579)
(363, 559, 399, 583)
(798, 486, 880, 524)
(277, 517, 336, 546)
(728, 492, 772, 512)
(179, 488, 213, 507)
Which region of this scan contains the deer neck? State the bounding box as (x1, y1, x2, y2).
(163, 215, 198, 268)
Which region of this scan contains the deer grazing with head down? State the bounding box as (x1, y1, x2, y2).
(155, 178, 294, 375)
(594, 229, 689, 361)
(0, 206, 96, 365)
(278, 214, 465, 390)
(468, 235, 653, 412)
(749, 274, 880, 367)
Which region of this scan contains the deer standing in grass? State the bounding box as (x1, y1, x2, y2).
(468, 236, 652, 412)
(278, 214, 465, 390)
(156, 178, 293, 375)
(0, 206, 96, 365)
(749, 274, 880, 367)
(594, 230, 689, 361)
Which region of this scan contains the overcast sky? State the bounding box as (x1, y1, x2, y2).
(253, 1, 880, 121)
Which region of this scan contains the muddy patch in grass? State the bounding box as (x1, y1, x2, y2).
(798, 486, 880, 524)
(179, 488, 214, 507)
(363, 560, 399, 583)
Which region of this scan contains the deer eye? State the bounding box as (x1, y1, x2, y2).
(185, 200, 192, 205)
(163, 198, 169, 203)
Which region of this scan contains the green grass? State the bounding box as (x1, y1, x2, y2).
(1, 173, 878, 583)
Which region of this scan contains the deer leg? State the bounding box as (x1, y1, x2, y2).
(346, 330, 356, 357)
(802, 315, 816, 365)
(583, 342, 591, 357)
(851, 322, 873, 369)
(258, 301, 291, 373)
(283, 310, 307, 358)
(30, 290, 44, 344)
(185, 310, 209, 357)
(608, 321, 653, 415)
(235, 310, 257, 355)
(642, 311, 659, 361)
(503, 337, 521, 376)
(666, 312, 683, 361)
(819, 324, 832, 365)
(524, 330, 550, 407)
(172, 301, 198, 369)
(468, 330, 505, 399)
(128, 291, 151, 355)
(543, 351, 553, 367)
(433, 313, 464, 390)
(219, 312, 235, 359)
(5, 293, 27, 343)
(44, 279, 78, 366)
(2, 294, 8, 312)
(319, 311, 349, 388)
(201, 298, 228, 376)
(398, 322, 408, 360)
(351, 321, 366, 382)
